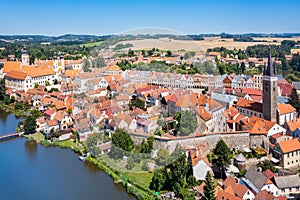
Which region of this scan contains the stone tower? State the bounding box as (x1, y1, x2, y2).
(262, 49, 278, 122)
(21, 45, 29, 65)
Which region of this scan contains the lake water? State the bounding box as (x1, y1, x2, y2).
(0, 111, 135, 200)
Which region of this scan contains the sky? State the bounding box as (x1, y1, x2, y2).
(1, 0, 299, 36)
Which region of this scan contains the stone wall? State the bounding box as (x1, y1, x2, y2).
(153, 133, 265, 153)
(130, 132, 266, 153)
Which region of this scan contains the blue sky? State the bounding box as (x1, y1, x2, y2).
(1, 0, 299, 35)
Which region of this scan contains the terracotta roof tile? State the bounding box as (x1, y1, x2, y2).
(254, 190, 274, 200)
(278, 104, 296, 115)
(278, 138, 300, 153)
(47, 119, 58, 127)
(195, 106, 212, 121)
(3, 61, 21, 73)
(236, 98, 262, 113)
(217, 190, 242, 200)
(6, 70, 27, 80)
(242, 116, 275, 135)
(223, 176, 250, 198)
(286, 119, 300, 131)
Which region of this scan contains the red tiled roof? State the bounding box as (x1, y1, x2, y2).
(217, 190, 242, 200)
(236, 98, 262, 113)
(242, 116, 275, 135)
(278, 138, 300, 153)
(44, 109, 55, 116)
(254, 190, 274, 200)
(263, 169, 275, 179)
(47, 119, 58, 127)
(286, 119, 300, 131)
(279, 83, 293, 96)
(223, 176, 250, 198)
(3, 61, 21, 73)
(241, 88, 262, 96)
(6, 70, 27, 80)
(278, 104, 296, 115)
(195, 106, 212, 121)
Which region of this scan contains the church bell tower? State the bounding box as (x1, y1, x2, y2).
(21, 45, 30, 65)
(262, 49, 278, 122)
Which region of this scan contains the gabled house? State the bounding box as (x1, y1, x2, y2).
(44, 109, 56, 120)
(284, 119, 300, 138)
(236, 98, 263, 118)
(36, 117, 47, 132)
(254, 190, 276, 200)
(76, 121, 92, 142)
(277, 104, 297, 125)
(45, 119, 59, 134)
(187, 144, 213, 181)
(223, 176, 255, 200)
(274, 174, 300, 198)
(273, 138, 300, 169)
(243, 166, 278, 195)
(54, 111, 73, 130)
(241, 116, 286, 137)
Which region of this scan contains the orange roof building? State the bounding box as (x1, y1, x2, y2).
(277, 104, 297, 125)
(275, 138, 300, 169)
(4, 61, 58, 93)
(278, 104, 296, 115)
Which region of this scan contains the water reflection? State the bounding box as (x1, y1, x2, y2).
(25, 140, 38, 159)
(0, 109, 8, 126)
(84, 160, 101, 174)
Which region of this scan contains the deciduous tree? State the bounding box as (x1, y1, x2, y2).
(111, 128, 133, 152)
(24, 115, 37, 134)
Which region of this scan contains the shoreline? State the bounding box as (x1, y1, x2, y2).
(0, 104, 154, 200)
(0, 104, 30, 118)
(22, 134, 153, 200)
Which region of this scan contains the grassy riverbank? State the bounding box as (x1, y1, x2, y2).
(0, 102, 30, 117)
(24, 132, 85, 155)
(86, 156, 155, 200)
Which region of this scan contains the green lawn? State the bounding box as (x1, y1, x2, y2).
(26, 131, 45, 142)
(54, 139, 85, 154)
(121, 171, 153, 190)
(99, 154, 154, 191)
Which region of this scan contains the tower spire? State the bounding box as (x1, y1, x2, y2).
(265, 47, 276, 77)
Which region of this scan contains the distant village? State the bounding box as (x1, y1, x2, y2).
(2, 45, 300, 199)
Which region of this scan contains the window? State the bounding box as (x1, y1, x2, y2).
(288, 162, 290, 165)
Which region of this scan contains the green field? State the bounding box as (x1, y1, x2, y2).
(80, 41, 102, 47)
